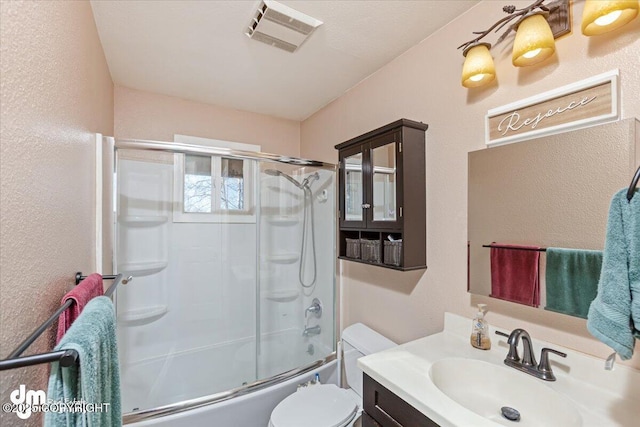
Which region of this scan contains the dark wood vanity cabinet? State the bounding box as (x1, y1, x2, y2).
(335, 119, 428, 271)
(363, 374, 440, 427)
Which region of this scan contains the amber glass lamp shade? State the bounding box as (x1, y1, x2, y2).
(582, 0, 639, 36)
(512, 13, 556, 67)
(461, 43, 496, 88)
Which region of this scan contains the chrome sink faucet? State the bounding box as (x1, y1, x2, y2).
(496, 329, 567, 381)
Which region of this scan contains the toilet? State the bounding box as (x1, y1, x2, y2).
(268, 323, 396, 427)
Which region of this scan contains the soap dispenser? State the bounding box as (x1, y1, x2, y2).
(470, 304, 491, 350)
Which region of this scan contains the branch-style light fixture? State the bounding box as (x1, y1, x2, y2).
(458, 0, 639, 88)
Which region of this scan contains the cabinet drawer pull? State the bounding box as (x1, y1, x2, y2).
(374, 404, 403, 427)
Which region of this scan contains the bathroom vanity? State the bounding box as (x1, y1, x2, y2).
(358, 313, 639, 427)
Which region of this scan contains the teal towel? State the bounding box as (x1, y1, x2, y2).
(545, 248, 603, 319)
(587, 188, 640, 360)
(45, 296, 121, 427)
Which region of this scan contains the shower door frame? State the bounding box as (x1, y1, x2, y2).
(110, 138, 338, 424)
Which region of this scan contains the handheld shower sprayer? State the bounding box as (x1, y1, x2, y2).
(263, 168, 319, 290)
(301, 172, 320, 189)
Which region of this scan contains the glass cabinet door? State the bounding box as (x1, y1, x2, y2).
(371, 143, 397, 222)
(343, 151, 364, 224)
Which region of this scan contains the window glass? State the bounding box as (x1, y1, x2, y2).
(184, 155, 212, 213)
(221, 158, 244, 210)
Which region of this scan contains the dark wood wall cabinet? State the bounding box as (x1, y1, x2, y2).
(363, 374, 440, 427)
(335, 119, 428, 271)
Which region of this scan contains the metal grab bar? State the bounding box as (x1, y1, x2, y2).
(0, 273, 131, 371)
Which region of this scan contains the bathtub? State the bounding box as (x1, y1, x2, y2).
(123, 330, 337, 426)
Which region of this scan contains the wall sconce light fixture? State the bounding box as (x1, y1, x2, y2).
(458, 0, 639, 88)
(458, 0, 570, 88)
(581, 0, 639, 35)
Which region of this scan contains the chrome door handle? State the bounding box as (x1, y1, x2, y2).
(361, 203, 371, 209)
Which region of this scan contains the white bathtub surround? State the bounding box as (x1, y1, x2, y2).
(358, 313, 639, 427)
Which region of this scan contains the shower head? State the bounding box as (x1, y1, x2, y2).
(264, 169, 320, 190)
(264, 169, 304, 189)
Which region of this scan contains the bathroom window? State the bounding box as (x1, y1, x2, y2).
(174, 153, 255, 223)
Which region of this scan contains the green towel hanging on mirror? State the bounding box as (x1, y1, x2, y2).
(545, 248, 603, 319)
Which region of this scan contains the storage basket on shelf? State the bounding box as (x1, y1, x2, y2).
(383, 240, 403, 267)
(360, 239, 381, 263)
(345, 238, 361, 259)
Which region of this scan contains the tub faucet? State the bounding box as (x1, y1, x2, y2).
(496, 329, 567, 381)
(302, 325, 321, 337)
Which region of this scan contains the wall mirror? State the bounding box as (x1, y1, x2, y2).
(468, 118, 639, 317)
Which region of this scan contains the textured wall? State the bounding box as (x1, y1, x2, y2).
(300, 0, 640, 369)
(0, 1, 114, 425)
(114, 85, 301, 156)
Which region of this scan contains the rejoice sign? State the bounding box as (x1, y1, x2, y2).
(486, 70, 619, 147)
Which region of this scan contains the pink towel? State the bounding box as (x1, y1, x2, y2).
(56, 273, 104, 343)
(490, 244, 540, 307)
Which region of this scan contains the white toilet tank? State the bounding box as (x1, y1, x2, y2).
(341, 323, 396, 398)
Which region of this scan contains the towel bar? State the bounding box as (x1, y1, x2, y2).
(482, 244, 547, 252)
(76, 271, 119, 285)
(627, 166, 640, 202)
(0, 272, 131, 371)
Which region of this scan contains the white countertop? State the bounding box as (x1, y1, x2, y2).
(357, 313, 639, 427)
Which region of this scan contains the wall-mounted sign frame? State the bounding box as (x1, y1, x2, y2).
(486, 69, 619, 147)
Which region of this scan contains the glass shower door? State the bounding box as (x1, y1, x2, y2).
(257, 163, 336, 379)
(115, 149, 259, 412)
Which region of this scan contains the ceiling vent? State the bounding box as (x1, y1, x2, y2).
(245, 0, 323, 53)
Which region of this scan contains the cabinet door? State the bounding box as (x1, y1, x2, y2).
(364, 374, 440, 427)
(367, 132, 402, 230)
(339, 144, 367, 228)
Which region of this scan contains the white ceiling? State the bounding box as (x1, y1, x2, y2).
(91, 1, 477, 121)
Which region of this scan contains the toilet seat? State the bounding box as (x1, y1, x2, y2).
(269, 384, 359, 427)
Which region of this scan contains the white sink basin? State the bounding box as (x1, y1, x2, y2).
(429, 358, 582, 427)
